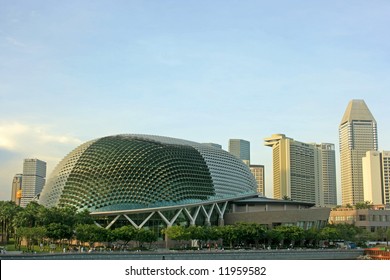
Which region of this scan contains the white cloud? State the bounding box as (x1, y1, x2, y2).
(0, 122, 82, 152)
(0, 121, 83, 201)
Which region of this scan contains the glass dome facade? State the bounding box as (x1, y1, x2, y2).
(39, 134, 257, 212)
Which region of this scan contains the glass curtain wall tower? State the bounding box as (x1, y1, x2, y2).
(339, 99, 378, 206)
(228, 139, 250, 166)
(20, 158, 46, 207)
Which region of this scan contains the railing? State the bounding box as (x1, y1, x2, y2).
(364, 248, 390, 260)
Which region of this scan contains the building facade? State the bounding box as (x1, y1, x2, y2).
(329, 206, 390, 233)
(250, 165, 265, 195)
(11, 174, 23, 206)
(363, 151, 390, 205)
(264, 134, 337, 207)
(225, 197, 330, 230)
(316, 143, 338, 206)
(339, 99, 378, 206)
(37, 134, 332, 235)
(20, 158, 46, 207)
(228, 139, 250, 166)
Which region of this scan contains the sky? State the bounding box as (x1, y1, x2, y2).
(1, 0, 390, 202)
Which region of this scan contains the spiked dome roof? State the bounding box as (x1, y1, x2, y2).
(39, 134, 258, 213)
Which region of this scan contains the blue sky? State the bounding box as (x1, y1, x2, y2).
(1, 0, 390, 202)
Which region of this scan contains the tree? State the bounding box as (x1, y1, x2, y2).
(272, 225, 304, 247)
(355, 201, 373, 209)
(162, 225, 189, 243)
(333, 224, 359, 241)
(304, 228, 320, 247)
(14, 202, 45, 228)
(375, 227, 386, 242)
(319, 226, 340, 244)
(386, 228, 390, 246)
(355, 229, 373, 247)
(187, 226, 221, 249)
(266, 228, 284, 247)
(45, 223, 73, 248)
(285, 226, 304, 247)
(75, 224, 108, 248)
(0, 201, 20, 244)
(112, 225, 137, 246)
(15, 226, 46, 251)
(219, 225, 239, 248)
(234, 223, 266, 248)
(75, 209, 94, 225)
(135, 228, 157, 249)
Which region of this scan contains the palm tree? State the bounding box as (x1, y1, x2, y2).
(0, 201, 20, 244)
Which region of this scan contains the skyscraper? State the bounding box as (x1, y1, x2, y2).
(11, 174, 23, 206)
(20, 158, 46, 207)
(228, 139, 250, 166)
(339, 99, 378, 206)
(249, 165, 265, 195)
(265, 134, 337, 206)
(316, 143, 338, 206)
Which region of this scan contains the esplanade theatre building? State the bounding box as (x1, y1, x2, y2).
(39, 134, 330, 232)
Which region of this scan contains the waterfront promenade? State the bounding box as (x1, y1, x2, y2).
(0, 249, 364, 260)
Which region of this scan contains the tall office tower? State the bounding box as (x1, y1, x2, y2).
(11, 174, 23, 206)
(20, 159, 46, 207)
(339, 99, 378, 206)
(229, 139, 250, 166)
(265, 134, 337, 206)
(250, 165, 265, 195)
(363, 151, 390, 205)
(315, 143, 338, 206)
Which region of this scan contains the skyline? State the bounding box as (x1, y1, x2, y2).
(1, 1, 390, 202)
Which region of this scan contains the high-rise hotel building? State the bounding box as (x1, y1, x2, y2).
(339, 100, 378, 206)
(20, 158, 47, 207)
(265, 134, 337, 206)
(228, 139, 250, 166)
(363, 151, 390, 205)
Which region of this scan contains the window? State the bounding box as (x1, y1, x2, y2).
(347, 216, 355, 222)
(359, 215, 366, 221)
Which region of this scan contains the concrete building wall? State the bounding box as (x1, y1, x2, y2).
(225, 207, 330, 229)
(329, 207, 390, 232)
(363, 151, 383, 204)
